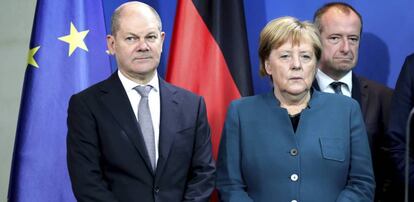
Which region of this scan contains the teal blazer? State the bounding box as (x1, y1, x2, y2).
(216, 90, 375, 202)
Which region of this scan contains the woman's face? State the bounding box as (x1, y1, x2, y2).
(265, 39, 317, 96)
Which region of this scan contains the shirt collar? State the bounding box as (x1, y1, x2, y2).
(118, 70, 160, 93)
(316, 68, 353, 92)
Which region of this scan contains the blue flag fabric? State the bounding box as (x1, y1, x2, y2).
(8, 0, 111, 201)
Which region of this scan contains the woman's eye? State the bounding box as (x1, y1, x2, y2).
(280, 54, 290, 59)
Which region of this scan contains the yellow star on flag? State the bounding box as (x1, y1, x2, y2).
(28, 46, 40, 68)
(58, 22, 89, 56)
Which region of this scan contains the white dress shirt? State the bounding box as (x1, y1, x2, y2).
(118, 70, 160, 165)
(315, 68, 353, 97)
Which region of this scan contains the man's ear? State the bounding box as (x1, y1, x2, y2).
(160, 31, 165, 52)
(106, 35, 115, 55)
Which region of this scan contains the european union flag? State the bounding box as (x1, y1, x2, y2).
(8, 0, 111, 201)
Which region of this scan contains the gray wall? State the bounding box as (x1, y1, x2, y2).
(0, 0, 36, 200)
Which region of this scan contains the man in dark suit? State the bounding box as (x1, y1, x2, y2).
(312, 2, 397, 201)
(66, 2, 215, 202)
(388, 53, 414, 198)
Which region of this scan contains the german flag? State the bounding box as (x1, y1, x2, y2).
(166, 0, 253, 160)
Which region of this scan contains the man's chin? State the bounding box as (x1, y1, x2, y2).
(334, 62, 355, 71)
(132, 59, 152, 64)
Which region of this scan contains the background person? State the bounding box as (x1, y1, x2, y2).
(312, 2, 395, 200)
(388, 53, 414, 199)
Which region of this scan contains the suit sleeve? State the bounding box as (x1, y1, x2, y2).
(183, 97, 216, 202)
(388, 55, 414, 183)
(337, 100, 376, 201)
(66, 94, 119, 202)
(216, 101, 254, 202)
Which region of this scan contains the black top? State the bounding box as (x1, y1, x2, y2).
(289, 113, 301, 133)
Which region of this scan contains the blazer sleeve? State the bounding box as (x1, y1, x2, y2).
(216, 101, 254, 202)
(183, 97, 216, 202)
(336, 100, 376, 202)
(66, 94, 119, 202)
(388, 55, 414, 182)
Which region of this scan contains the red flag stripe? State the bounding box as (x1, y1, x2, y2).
(166, 0, 241, 159)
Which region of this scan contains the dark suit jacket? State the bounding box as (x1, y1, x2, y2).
(216, 91, 375, 201)
(67, 72, 215, 202)
(388, 53, 414, 191)
(314, 73, 395, 201)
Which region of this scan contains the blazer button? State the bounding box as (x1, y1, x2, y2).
(291, 200, 298, 202)
(290, 148, 298, 156)
(290, 174, 299, 181)
(154, 186, 160, 194)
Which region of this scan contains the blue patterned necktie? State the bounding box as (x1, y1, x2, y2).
(134, 85, 156, 170)
(330, 82, 344, 95)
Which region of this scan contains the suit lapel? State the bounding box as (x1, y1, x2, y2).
(312, 79, 321, 91)
(99, 73, 154, 174)
(352, 74, 368, 115)
(155, 78, 179, 181)
(314, 72, 368, 115)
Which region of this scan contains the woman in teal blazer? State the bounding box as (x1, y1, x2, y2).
(216, 17, 375, 202)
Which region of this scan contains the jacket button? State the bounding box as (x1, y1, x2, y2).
(291, 200, 298, 202)
(290, 148, 298, 156)
(154, 186, 160, 194)
(290, 174, 299, 181)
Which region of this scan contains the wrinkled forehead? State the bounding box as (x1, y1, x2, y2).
(273, 32, 317, 50)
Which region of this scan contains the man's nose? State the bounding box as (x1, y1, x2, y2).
(339, 38, 350, 53)
(136, 40, 150, 51)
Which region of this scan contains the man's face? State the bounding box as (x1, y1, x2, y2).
(107, 6, 164, 82)
(318, 8, 361, 79)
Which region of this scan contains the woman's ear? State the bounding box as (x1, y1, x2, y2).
(264, 60, 272, 75)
